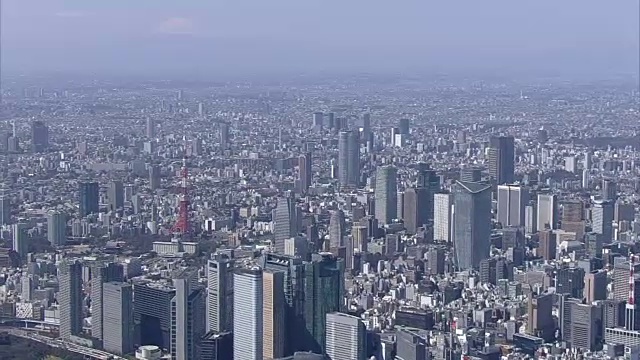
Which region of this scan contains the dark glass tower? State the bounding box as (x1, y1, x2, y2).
(31, 120, 49, 153)
(453, 181, 492, 270)
(487, 136, 515, 185)
(79, 181, 99, 217)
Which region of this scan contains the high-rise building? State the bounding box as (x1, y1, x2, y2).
(298, 152, 312, 193)
(497, 184, 529, 227)
(207, 258, 234, 333)
(453, 181, 492, 270)
(12, 223, 28, 258)
(434, 193, 453, 242)
(361, 113, 371, 138)
(487, 136, 515, 184)
(556, 266, 586, 298)
(263, 270, 285, 360)
(303, 253, 345, 354)
(102, 282, 134, 355)
(584, 270, 607, 304)
(146, 117, 156, 138)
(58, 260, 83, 340)
(375, 165, 398, 225)
(234, 267, 263, 360)
(133, 280, 175, 349)
(538, 230, 557, 260)
(91, 262, 124, 341)
(398, 118, 410, 135)
(526, 291, 554, 341)
(537, 193, 557, 231)
(396, 327, 428, 360)
(416, 164, 440, 221)
(325, 312, 366, 360)
(338, 131, 359, 188)
(570, 302, 602, 351)
(351, 225, 368, 253)
(312, 112, 324, 130)
(79, 181, 99, 217)
(273, 195, 298, 253)
(602, 179, 617, 201)
(107, 181, 124, 212)
(149, 166, 161, 191)
(219, 123, 230, 150)
(460, 167, 482, 183)
(592, 199, 614, 244)
(427, 246, 446, 275)
(47, 211, 67, 246)
(171, 270, 206, 360)
(329, 210, 346, 249)
(31, 120, 49, 153)
(403, 187, 428, 235)
(0, 190, 10, 226)
(561, 200, 585, 237)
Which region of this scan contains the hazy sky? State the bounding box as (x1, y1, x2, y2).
(2, 0, 638, 78)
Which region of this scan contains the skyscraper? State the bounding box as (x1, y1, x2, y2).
(31, 120, 49, 153)
(487, 136, 515, 184)
(375, 165, 398, 225)
(312, 112, 324, 130)
(338, 131, 359, 188)
(526, 291, 554, 341)
(79, 181, 99, 217)
(133, 280, 175, 349)
(207, 258, 234, 333)
(416, 165, 440, 221)
(149, 165, 161, 191)
(536, 193, 557, 231)
(303, 253, 345, 354)
(171, 270, 206, 360)
(47, 211, 67, 246)
(273, 195, 298, 253)
(584, 270, 607, 304)
(12, 223, 27, 258)
(329, 210, 346, 249)
(58, 260, 83, 340)
(107, 180, 124, 212)
(146, 117, 156, 138)
(602, 179, 617, 201)
(0, 190, 10, 226)
(263, 270, 285, 360)
(91, 262, 124, 341)
(403, 187, 428, 235)
(460, 167, 482, 183)
(538, 229, 557, 260)
(398, 118, 410, 135)
(234, 267, 263, 360)
(453, 181, 492, 270)
(497, 184, 529, 227)
(592, 199, 614, 243)
(298, 152, 312, 193)
(396, 327, 429, 360)
(433, 194, 453, 241)
(219, 122, 230, 151)
(325, 312, 366, 360)
(102, 282, 134, 355)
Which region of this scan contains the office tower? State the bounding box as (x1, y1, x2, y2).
(398, 118, 410, 135)
(274, 195, 298, 253)
(298, 152, 312, 193)
(198, 102, 204, 116)
(582, 169, 590, 189)
(561, 199, 584, 238)
(207, 258, 234, 333)
(584, 152, 592, 170)
(171, 270, 206, 360)
(219, 123, 229, 150)
(525, 204, 536, 233)
(304, 253, 345, 354)
(312, 112, 324, 129)
(338, 131, 360, 188)
(375, 165, 398, 225)
(145, 117, 155, 138)
(91, 262, 124, 341)
(416, 165, 440, 221)
(536, 193, 557, 231)
(58, 260, 83, 340)
(538, 230, 557, 260)
(12, 223, 27, 258)
(434, 193, 453, 242)
(526, 291, 554, 341)
(78, 181, 99, 217)
(103, 282, 134, 355)
(453, 181, 492, 270)
(325, 112, 335, 129)
(427, 246, 446, 275)
(107, 181, 124, 212)
(329, 210, 345, 249)
(149, 165, 161, 191)
(234, 268, 263, 360)
(564, 156, 577, 173)
(361, 113, 371, 138)
(403, 187, 428, 235)
(133, 281, 175, 349)
(460, 167, 482, 183)
(497, 184, 529, 227)
(615, 201, 635, 223)
(47, 211, 67, 246)
(570, 303, 601, 351)
(584, 270, 607, 303)
(479, 258, 497, 285)
(263, 270, 285, 360)
(351, 225, 368, 253)
(487, 135, 515, 184)
(602, 179, 617, 201)
(396, 327, 428, 360)
(260, 254, 305, 355)
(31, 120, 49, 153)
(592, 199, 614, 243)
(556, 266, 586, 298)
(613, 261, 640, 302)
(325, 312, 366, 360)
(0, 190, 9, 226)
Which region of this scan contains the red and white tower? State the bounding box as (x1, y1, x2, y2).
(171, 156, 190, 237)
(626, 253, 637, 330)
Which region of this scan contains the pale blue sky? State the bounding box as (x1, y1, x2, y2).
(2, 0, 638, 78)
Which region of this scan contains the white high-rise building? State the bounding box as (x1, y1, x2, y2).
(207, 258, 234, 333)
(234, 267, 263, 360)
(47, 211, 67, 246)
(325, 312, 366, 360)
(497, 185, 529, 227)
(434, 193, 453, 242)
(537, 193, 557, 231)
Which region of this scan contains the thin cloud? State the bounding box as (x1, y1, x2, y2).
(156, 17, 196, 35)
(54, 11, 93, 18)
